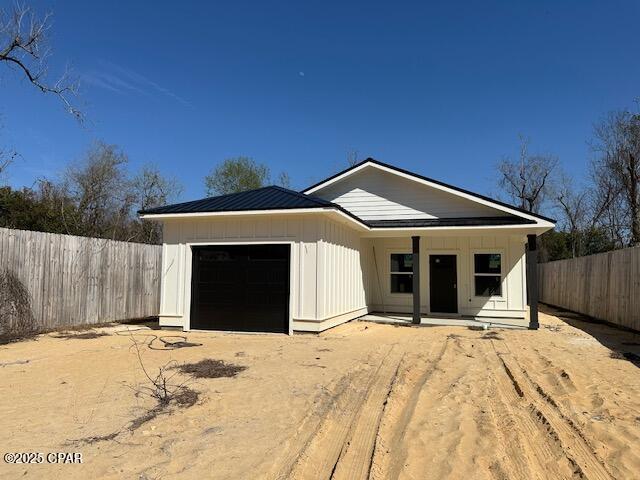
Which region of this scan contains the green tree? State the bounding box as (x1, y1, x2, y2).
(0, 182, 79, 234)
(204, 157, 270, 196)
(539, 230, 571, 262)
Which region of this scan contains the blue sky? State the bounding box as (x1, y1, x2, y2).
(2, 0, 639, 202)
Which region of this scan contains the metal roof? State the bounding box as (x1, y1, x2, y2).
(139, 185, 339, 215)
(140, 186, 532, 229)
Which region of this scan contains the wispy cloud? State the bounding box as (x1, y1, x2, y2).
(82, 60, 192, 108)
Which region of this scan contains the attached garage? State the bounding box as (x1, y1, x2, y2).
(140, 159, 555, 334)
(190, 244, 290, 333)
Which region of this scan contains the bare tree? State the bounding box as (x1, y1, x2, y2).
(497, 135, 558, 213)
(64, 142, 134, 239)
(0, 143, 17, 179)
(346, 149, 360, 167)
(0, 3, 81, 120)
(552, 173, 589, 257)
(276, 171, 291, 189)
(591, 110, 640, 246)
(131, 165, 182, 243)
(0, 122, 18, 179)
(550, 170, 616, 257)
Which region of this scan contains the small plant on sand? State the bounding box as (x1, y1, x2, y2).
(128, 332, 200, 430)
(71, 332, 208, 445)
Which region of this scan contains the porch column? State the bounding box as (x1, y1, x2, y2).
(412, 236, 421, 325)
(527, 234, 539, 330)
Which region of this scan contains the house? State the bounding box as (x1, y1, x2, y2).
(139, 158, 555, 334)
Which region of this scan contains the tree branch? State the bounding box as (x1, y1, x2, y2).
(0, 3, 82, 121)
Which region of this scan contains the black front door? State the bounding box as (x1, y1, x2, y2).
(429, 255, 458, 314)
(190, 244, 290, 333)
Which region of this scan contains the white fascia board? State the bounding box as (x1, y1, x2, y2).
(362, 223, 553, 237)
(139, 207, 326, 219)
(371, 224, 552, 232)
(302, 162, 371, 194)
(140, 207, 370, 231)
(304, 161, 554, 227)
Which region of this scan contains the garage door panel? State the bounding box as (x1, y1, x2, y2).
(246, 263, 287, 283)
(190, 244, 290, 333)
(199, 264, 240, 284)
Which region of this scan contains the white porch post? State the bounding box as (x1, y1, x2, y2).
(412, 235, 421, 324)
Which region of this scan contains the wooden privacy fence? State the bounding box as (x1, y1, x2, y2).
(538, 246, 640, 331)
(0, 227, 162, 332)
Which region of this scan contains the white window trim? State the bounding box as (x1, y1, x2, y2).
(389, 252, 414, 296)
(471, 250, 505, 300)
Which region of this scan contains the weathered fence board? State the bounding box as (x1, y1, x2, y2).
(0, 227, 161, 331)
(538, 246, 640, 331)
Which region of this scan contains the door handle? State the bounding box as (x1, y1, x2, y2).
(454, 283, 457, 289)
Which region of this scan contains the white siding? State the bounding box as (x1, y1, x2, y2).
(157, 213, 530, 332)
(315, 167, 509, 220)
(158, 214, 367, 333)
(316, 218, 367, 321)
(363, 234, 527, 318)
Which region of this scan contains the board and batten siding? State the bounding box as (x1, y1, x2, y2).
(159, 214, 368, 333)
(538, 247, 640, 332)
(362, 234, 527, 318)
(0, 227, 161, 331)
(314, 167, 509, 220)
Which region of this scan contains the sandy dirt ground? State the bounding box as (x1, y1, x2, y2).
(1, 306, 639, 480)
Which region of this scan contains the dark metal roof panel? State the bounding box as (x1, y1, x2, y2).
(366, 216, 535, 228)
(139, 186, 337, 215)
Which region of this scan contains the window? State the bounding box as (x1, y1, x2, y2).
(390, 253, 413, 293)
(474, 253, 502, 297)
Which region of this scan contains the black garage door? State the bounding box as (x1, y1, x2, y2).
(190, 244, 290, 333)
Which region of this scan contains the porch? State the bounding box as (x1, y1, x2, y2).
(361, 232, 540, 330)
(360, 312, 530, 329)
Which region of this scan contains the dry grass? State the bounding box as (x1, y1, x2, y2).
(0, 268, 37, 343)
(175, 358, 247, 379)
(54, 331, 111, 340)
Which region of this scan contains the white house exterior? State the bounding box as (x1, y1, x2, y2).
(140, 159, 554, 334)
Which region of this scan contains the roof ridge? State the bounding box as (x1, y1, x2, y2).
(138, 184, 344, 216)
(268, 184, 334, 207)
(140, 185, 278, 212)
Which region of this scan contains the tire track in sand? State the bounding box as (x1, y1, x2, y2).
(368, 336, 451, 480)
(285, 346, 403, 480)
(329, 351, 405, 480)
(492, 339, 615, 480)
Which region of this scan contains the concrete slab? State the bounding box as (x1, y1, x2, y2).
(360, 313, 528, 329)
